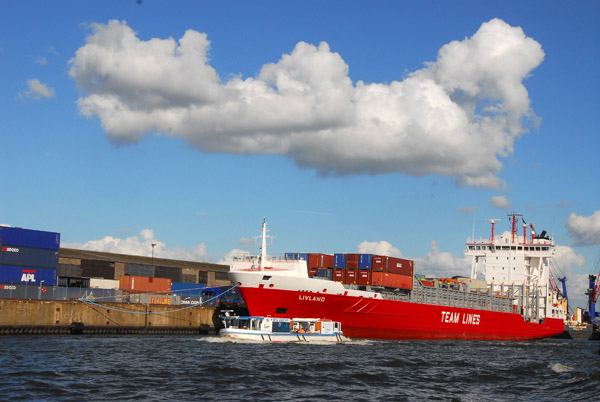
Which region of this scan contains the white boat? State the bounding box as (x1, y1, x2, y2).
(219, 315, 349, 342)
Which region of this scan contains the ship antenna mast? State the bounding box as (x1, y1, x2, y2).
(486, 219, 501, 243)
(256, 218, 274, 270)
(507, 212, 522, 243)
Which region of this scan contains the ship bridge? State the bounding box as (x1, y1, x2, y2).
(464, 214, 561, 322)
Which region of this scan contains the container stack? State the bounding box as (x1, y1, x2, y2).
(332, 253, 414, 289)
(0, 227, 60, 286)
(286, 253, 334, 280)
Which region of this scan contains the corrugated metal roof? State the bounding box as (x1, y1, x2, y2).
(59, 248, 229, 273)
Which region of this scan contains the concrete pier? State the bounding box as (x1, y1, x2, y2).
(0, 299, 217, 335)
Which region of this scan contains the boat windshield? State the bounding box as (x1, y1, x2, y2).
(224, 317, 261, 330)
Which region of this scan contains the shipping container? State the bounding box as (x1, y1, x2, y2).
(154, 265, 182, 282)
(0, 227, 60, 250)
(307, 253, 334, 269)
(58, 276, 90, 288)
(358, 270, 372, 286)
(81, 259, 115, 279)
(372, 255, 386, 271)
(308, 267, 318, 277)
(372, 271, 413, 290)
(179, 295, 203, 305)
(0, 265, 57, 285)
(89, 278, 119, 289)
(128, 293, 179, 305)
(171, 282, 206, 296)
(385, 257, 414, 276)
(333, 269, 345, 283)
(124, 263, 155, 278)
(334, 254, 346, 269)
(0, 283, 121, 301)
(344, 270, 358, 285)
(314, 268, 333, 280)
(345, 254, 359, 270)
(57, 263, 83, 278)
(359, 254, 373, 270)
(119, 275, 171, 294)
(0, 245, 58, 268)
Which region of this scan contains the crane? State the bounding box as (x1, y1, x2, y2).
(557, 276, 569, 315)
(585, 274, 598, 324)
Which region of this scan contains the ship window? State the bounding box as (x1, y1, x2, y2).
(262, 275, 272, 280)
(275, 307, 288, 314)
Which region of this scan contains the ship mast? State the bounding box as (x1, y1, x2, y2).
(260, 218, 267, 269)
(256, 218, 274, 270)
(508, 212, 522, 243)
(486, 219, 501, 243)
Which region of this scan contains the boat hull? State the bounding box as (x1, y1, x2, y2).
(220, 329, 346, 342)
(235, 286, 564, 341)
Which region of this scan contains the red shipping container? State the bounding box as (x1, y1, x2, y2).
(308, 267, 318, 277)
(372, 255, 386, 271)
(358, 270, 371, 286)
(385, 257, 414, 276)
(119, 275, 171, 294)
(307, 253, 335, 269)
(333, 269, 346, 283)
(344, 269, 358, 285)
(346, 254, 359, 270)
(372, 272, 413, 290)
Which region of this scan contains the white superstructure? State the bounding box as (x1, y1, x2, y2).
(465, 213, 566, 321)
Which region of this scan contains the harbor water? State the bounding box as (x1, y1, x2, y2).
(1, 335, 598, 401)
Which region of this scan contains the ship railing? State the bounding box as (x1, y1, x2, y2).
(407, 278, 514, 313)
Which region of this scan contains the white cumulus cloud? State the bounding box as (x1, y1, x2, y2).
(415, 240, 471, 278)
(357, 240, 404, 257)
(551, 245, 588, 309)
(62, 229, 210, 262)
(69, 18, 543, 188)
(566, 210, 600, 246)
(20, 78, 55, 99)
(490, 195, 511, 209)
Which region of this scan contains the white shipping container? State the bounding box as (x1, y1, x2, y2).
(89, 278, 120, 290)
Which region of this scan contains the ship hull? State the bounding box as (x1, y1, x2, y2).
(234, 283, 564, 341)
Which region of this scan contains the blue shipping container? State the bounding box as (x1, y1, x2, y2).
(171, 282, 206, 296)
(0, 227, 60, 250)
(0, 265, 58, 285)
(0, 246, 59, 268)
(334, 254, 346, 269)
(359, 254, 373, 270)
(284, 253, 308, 261)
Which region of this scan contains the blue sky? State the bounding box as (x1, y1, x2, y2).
(1, 1, 599, 309)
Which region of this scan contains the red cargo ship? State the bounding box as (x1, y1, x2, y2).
(228, 217, 566, 340)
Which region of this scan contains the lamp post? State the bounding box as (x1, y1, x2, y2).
(151, 243, 157, 265)
(38, 280, 45, 299)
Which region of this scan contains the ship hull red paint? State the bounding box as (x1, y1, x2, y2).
(237, 287, 564, 341)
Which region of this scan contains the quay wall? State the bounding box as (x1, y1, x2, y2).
(0, 299, 217, 335)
